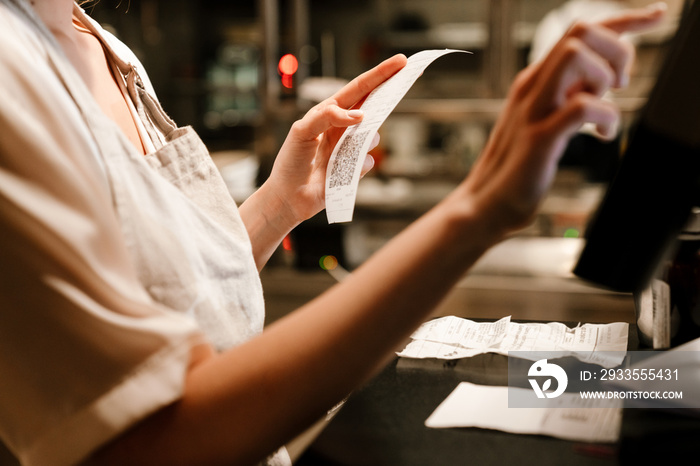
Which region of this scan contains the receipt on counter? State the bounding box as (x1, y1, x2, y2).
(397, 316, 629, 368)
(325, 49, 471, 224)
(425, 382, 622, 443)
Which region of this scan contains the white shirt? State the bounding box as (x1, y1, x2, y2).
(0, 1, 265, 464)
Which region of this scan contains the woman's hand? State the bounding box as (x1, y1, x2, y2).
(266, 54, 407, 224)
(239, 54, 407, 269)
(458, 4, 666, 237)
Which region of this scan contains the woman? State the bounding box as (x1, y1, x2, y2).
(0, 0, 665, 465)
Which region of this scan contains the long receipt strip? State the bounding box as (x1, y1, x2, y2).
(397, 315, 629, 368)
(325, 49, 471, 224)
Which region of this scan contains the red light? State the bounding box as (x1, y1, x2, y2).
(281, 74, 294, 89)
(278, 54, 298, 89)
(278, 54, 299, 76)
(282, 235, 293, 252)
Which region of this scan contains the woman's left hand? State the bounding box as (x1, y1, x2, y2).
(265, 54, 407, 224)
(239, 54, 407, 269)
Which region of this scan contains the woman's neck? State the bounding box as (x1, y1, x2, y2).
(29, 0, 76, 40)
(29, 0, 91, 83)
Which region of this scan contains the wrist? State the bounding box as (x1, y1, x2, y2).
(437, 185, 511, 259)
(257, 180, 301, 232)
(239, 182, 301, 270)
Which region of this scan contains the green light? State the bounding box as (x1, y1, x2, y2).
(319, 255, 338, 271)
(563, 228, 580, 238)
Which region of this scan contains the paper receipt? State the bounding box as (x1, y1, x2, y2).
(397, 316, 629, 368)
(324, 49, 471, 224)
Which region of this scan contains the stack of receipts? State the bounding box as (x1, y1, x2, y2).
(400, 316, 629, 443)
(397, 315, 629, 368)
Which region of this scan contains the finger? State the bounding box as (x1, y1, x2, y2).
(360, 134, 380, 177)
(513, 95, 619, 188)
(566, 22, 635, 88)
(292, 104, 364, 142)
(598, 2, 667, 34)
(595, 115, 620, 141)
(544, 93, 620, 143)
(360, 154, 375, 177)
(368, 132, 380, 152)
(559, 38, 616, 100)
(532, 37, 615, 116)
(332, 54, 408, 109)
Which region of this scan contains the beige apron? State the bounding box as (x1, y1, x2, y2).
(74, 9, 293, 465)
(81, 36, 292, 465)
(71, 6, 266, 353)
(5, 1, 290, 462)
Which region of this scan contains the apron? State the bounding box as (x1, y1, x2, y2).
(79, 33, 293, 465)
(74, 9, 294, 465)
(5, 2, 291, 463)
(71, 6, 266, 353)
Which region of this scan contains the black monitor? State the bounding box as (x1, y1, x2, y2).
(573, 0, 700, 293)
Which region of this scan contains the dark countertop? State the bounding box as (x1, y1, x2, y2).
(296, 323, 700, 466)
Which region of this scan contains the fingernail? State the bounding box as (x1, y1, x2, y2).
(347, 109, 363, 118)
(371, 132, 380, 147)
(600, 117, 619, 140)
(619, 73, 629, 88)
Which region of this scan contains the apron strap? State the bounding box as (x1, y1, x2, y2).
(73, 4, 179, 148)
(126, 69, 178, 144)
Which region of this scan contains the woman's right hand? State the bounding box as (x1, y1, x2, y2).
(456, 3, 666, 237)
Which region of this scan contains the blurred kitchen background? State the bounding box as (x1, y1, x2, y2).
(85, 0, 684, 323)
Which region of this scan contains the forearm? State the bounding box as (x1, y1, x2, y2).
(238, 181, 300, 271)
(87, 188, 504, 466)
